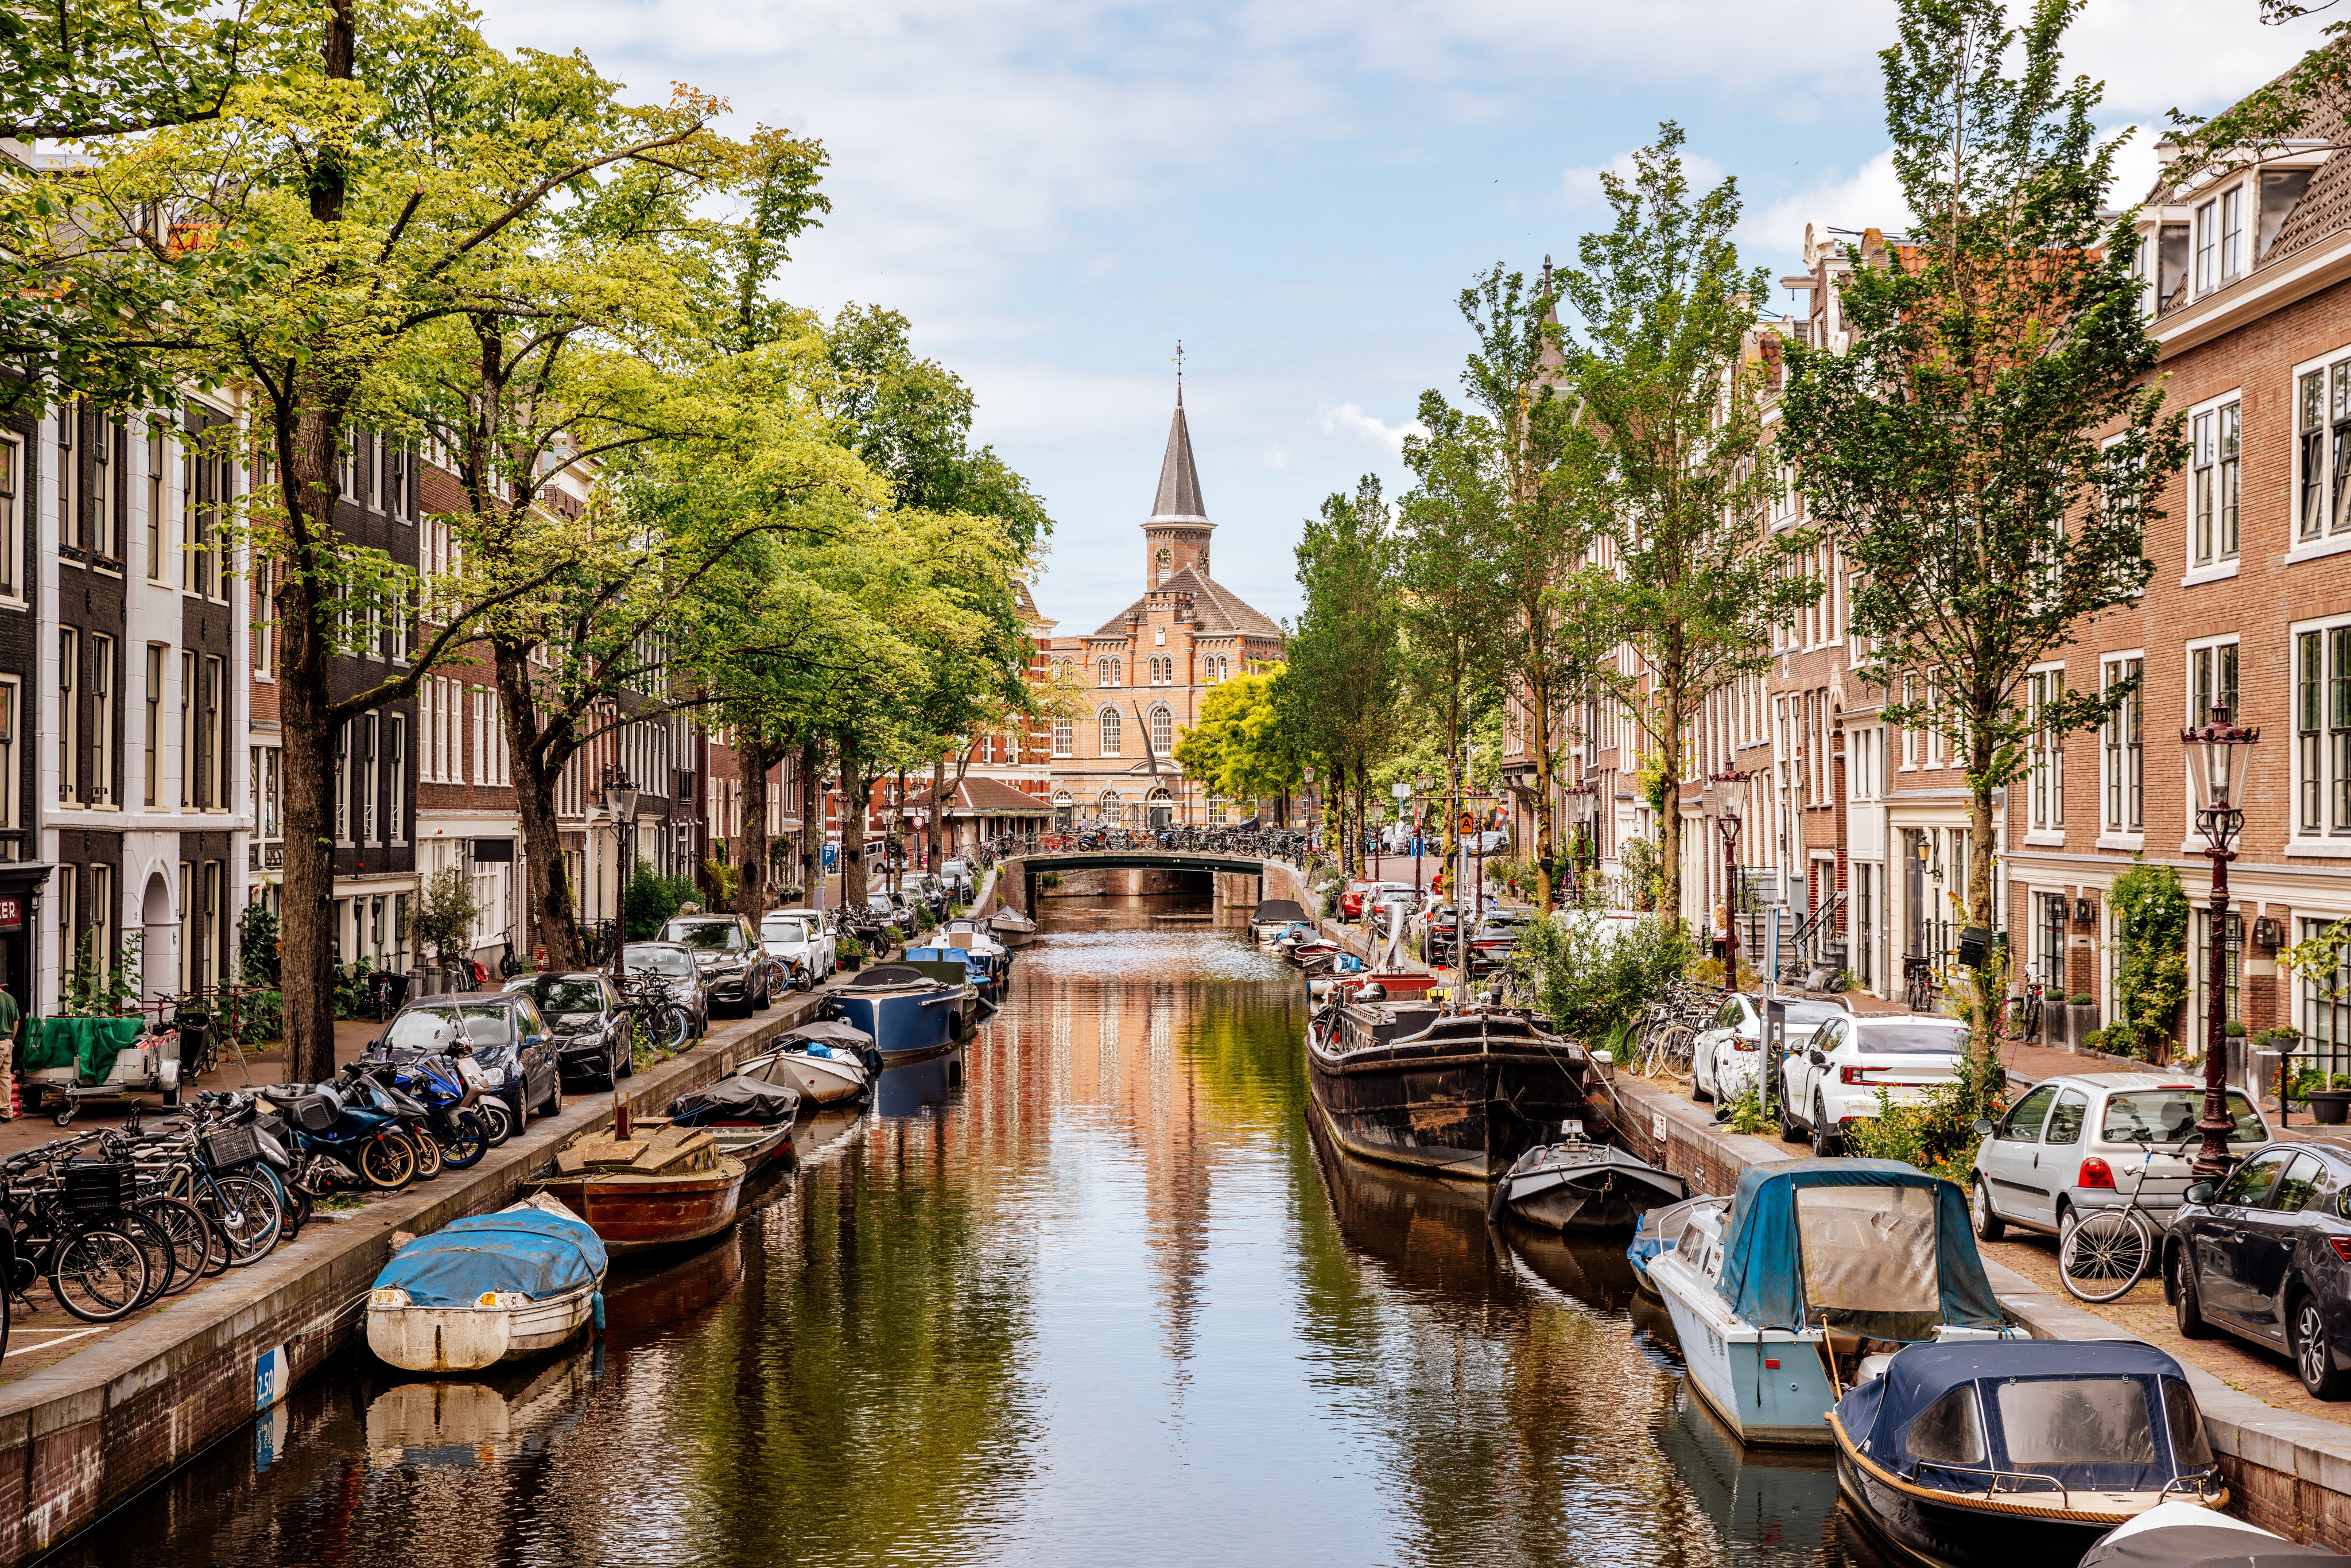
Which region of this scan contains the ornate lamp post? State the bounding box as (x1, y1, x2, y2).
(602, 767, 639, 1135)
(1565, 782, 1600, 909)
(2182, 704, 2259, 1178)
(1702, 770, 1747, 987)
(1414, 773, 1433, 897)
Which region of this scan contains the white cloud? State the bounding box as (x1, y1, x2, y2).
(1738, 148, 1912, 265)
(1318, 402, 1428, 457)
(1562, 148, 1728, 211)
(1258, 443, 1296, 471)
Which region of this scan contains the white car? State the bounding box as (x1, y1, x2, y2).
(1689, 995, 1849, 1105)
(760, 909, 837, 981)
(1778, 1012, 1972, 1156)
(940, 857, 973, 894)
(1968, 1072, 2272, 1245)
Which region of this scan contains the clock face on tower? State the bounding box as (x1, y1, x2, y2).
(1197, 549, 1208, 574)
(1155, 546, 1171, 569)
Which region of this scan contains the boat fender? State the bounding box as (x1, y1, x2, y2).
(592, 1291, 606, 1333)
(1486, 1177, 1510, 1227)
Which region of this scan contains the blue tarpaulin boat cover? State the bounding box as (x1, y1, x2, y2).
(374, 1207, 607, 1306)
(1838, 1340, 2204, 1495)
(1713, 1158, 2003, 1333)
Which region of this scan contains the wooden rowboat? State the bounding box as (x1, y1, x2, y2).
(533, 1124, 746, 1255)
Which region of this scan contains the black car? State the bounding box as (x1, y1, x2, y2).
(505, 972, 631, 1086)
(375, 993, 561, 1131)
(624, 941, 711, 1038)
(1418, 905, 1462, 965)
(2167, 1139, 2351, 1398)
(658, 915, 777, 1015)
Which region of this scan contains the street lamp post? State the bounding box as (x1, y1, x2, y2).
(1565, 782, 1599, 909)
(602, 768, 640, 1137)
(2182, 704, 2259, 1179)
(1413, 773, 1432, 898)
(1703, 770, 1747, 989)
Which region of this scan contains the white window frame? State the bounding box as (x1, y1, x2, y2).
(0, 433, 20, 606)
(2024, 663, 2063, 844)
(2186, 633, 2241, 849)
(2098, 651, 2144, 849)
(2186, 390, 2243, 580)
(1099, 707, 1122, 758)
(57, 628, 78, 807)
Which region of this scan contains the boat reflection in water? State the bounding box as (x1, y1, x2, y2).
(1656, 1389, 1859, 1568)
(364, 1348, 603, 1469)
(871, 1045, 965, 1119)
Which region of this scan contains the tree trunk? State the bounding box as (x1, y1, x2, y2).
(736, 739, 778, 926)
(1531, 684, 1556, 913)
(1659, 721, 1685, 937)
(930, 753, 949, 876)
(493, 640, 587, 972)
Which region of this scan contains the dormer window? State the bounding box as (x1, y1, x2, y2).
(2195, 184, 2246, 297)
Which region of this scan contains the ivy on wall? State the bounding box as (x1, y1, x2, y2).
(2106, 855, 2189, 1061)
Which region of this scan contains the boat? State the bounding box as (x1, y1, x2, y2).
(1305, 995, 1612, 1182)
(818, 964, 965, 1059)
(938, 918, 1012, 981)
(1493, 1131, 1687, 1233)
(2082, 1498, 2349, 1567)
(743, 1019, 876, 1104)
(1644, 1159, 2011, 1446)
(902, 947, 993, 1023)
(1831, 1340, 2232, 1568)
(984, 907, 1037, 949)
(532, 1124, 746, 1255)
(365, 1195, 607, 1372)
(663, 1075, 802, 1174)
(1627, 1193, 1728, 1299)
(1251, 897, 1310, 944)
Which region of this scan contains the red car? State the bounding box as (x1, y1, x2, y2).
(1340, 879, 1411, 921)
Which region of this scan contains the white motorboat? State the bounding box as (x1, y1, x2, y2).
(743, 1019, 876, 1104)
(983, 908, 1037, 948)
(1645, 1158, 2011, 1446)
(1251, 898, 1311, 945)
(367, 1196, 607, 1373)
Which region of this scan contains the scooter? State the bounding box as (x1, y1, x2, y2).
(258, 1081, 416, 1191)
(354, 1054, 488, 1170)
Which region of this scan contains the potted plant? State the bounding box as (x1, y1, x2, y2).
(2307, 1072, 2351, 1127)
(2055, 992, 2099, 1050)
(837, 934, 867, 973)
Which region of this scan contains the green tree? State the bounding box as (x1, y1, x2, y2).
(1283, 478, 1403, 875)
(1558, 125, 1816, 930)
(1173, 664, 1302, 816)
(1776, 0, 2184, 965)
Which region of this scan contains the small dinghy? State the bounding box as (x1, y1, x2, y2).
(1832, 1341, 2233, 1568)
(1493, 1130, 1687, 1234)
(1251, 898, 1310, 944)
(744, 1019, 877, 1105)
(986, 907, 1037, 948)
(533, 1125, 746, 1255)
(2082, 1498, 2350, 1567)
(666, 1075, 802, 1174)
(367, 1196, 607, 1373)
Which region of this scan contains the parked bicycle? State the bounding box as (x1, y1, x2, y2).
(2053, 1130, 2197, 1303)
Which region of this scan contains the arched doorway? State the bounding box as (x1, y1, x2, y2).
(1147, 787, 1174, 829)
(141, 870, 177, 1005)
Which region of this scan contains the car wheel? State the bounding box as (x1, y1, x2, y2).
(1971, 1177, 2007, 1242)
(1810, 1096, 1841, 1158)
(2056, 1201, 2078, 1256)
(2172, 1248, 2213, 1340)
(2292, 1293, 2351, 1399)
(1776, 1089, 1806, 1144)
(1690, 1049, 1713, 1104)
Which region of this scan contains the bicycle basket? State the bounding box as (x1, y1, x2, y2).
(200, 1125, 262, 1170)
(63, 1161, 138, 1216)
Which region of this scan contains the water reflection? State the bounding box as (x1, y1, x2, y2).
(55, 891, 1883, 1568)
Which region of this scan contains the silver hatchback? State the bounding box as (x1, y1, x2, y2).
(1968, 1072, 2271, 1246)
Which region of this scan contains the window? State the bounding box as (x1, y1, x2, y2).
(2102, 656, 2143, 834)
(90, 635, 113, 806)
(2195, 195, 2220, 296)
(334, 721, 349, 841)
(389, 713, 406, 842)
(2132, 229, 2155, 317)
(0, 433, 17, 599)
(57, 629, 77, 805)
(88, 863, 112, 980)
(1099, 789, 1123, 824)
(57, 403, 79, 553)
(253, 557, 274, 676)
(0, 680, 18, 833)
(2190, 402, 2240, 566)
(2296, 626, 2351, 835)
(1150, 705, 1173, 755)
(2294, 359, 2351, 543)
(2190, 638, 2240, 729)
(1904, 1385, 1985, 1468)
(2195, 908, 2243, 1028)
(146, 420, 166, 579)
(2026, 667, 2062, 832)
(2221, 182, 2246, 285)
(1099, 707, 1122, 756)
(202, 655, 224, 809)
(1052, 717, 1073, 758)
(91, 416, 118, 560)
(362, 712, 379, 841)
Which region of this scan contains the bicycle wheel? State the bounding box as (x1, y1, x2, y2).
(406, 1128, 444, 1182)
(49, 1225, 152, 1322)
(135, 1197, 217, 1296)
(2059, 1209, 2156, 1303)
(358, 1133, 414, 1191)
(113, 1206, 177, 1306)
(655, 1003, 690, 1051)
(206, 1171, 286, 1263)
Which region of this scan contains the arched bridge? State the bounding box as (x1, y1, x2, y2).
(993, 848, 1272, 913)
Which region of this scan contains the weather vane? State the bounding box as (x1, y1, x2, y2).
(1173, 339, 1184, 400)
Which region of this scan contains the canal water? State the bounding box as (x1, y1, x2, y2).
(58, 894, 1895, 1567)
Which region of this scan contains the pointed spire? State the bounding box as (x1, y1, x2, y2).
(1150, 392, 1207, 522)
(1538, 254, 1566, 377)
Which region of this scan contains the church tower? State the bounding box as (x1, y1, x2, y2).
(1143, 387, 1214, 587)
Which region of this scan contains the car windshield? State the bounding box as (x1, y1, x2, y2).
(385, 1009, 464, 1052)
(453, 1004, 515, 1045)
(532, 980, 606, 1017)
(763, 918, 812, 944)
(2102, 1088, 2264, 1145)
(671, 923, 745, 952)
(626, 946, 695, 978)
(1854, 1023, 1968, 1054)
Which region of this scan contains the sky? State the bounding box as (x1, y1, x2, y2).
(476, 0, 2319, 639)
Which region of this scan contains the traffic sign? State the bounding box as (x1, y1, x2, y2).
(1458, 812, 1474, 835)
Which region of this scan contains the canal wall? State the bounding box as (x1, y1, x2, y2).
(1609, 1072, 2351, 1551)
(0, 982, 855, 1567)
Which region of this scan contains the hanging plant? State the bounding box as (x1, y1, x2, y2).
(2106, 855, 2189, 1061)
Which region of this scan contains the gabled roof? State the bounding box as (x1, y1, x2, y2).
(908, 775, 1054, 817)
(1151, 395, 1208, 522)
(1089, 564, 1285, 641)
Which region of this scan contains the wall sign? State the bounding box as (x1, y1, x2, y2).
(0, 896, 21, 930)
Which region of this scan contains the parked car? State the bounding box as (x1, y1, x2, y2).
(623, 941, 711, 1038)
(657, 914, 777, 1016)
(1415, 903, 1462, 965)
(2167, 1139, 2351, 1398)
(1469, 828, 1510, 853)
(503, 972, 631, 1087)
(1465, 907, 1533, 976)
(761, 909, 837, 980)
(376, 993, 561, 1130)
(1343, 880, 1411, 923)
(1777, 1012, 1972, 1156)
(940, 858, 973, 895)
(1690, 995, 1848, 1105)
(1970, 1073, 2270, 1245)
(864, 888, 918, 938)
